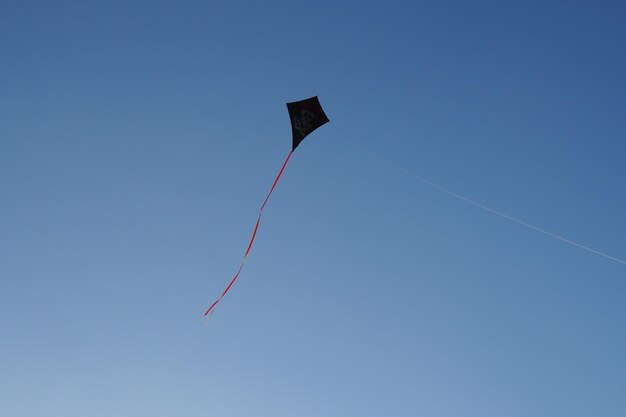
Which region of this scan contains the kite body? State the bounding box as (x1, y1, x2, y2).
(204, 96, 329, 318)
(287, 96, 330, 150)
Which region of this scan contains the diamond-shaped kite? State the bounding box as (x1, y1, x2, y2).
(204, 96, 329, 318)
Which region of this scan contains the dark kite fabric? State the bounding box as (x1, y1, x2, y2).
(286, 96, 330, 150)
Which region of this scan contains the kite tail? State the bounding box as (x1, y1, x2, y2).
(203, 151, 294, 318)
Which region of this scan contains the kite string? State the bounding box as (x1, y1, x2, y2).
(330, 129, 625, 266)
(204, 150, 294, 318)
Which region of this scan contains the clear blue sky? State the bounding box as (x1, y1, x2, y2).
(1, 1, 625, 416)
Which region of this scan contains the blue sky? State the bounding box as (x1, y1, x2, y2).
(1, 1, 625, 416)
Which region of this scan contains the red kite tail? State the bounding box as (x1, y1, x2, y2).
(203, 151, 294, 317)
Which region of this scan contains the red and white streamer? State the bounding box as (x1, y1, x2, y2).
(204, 151, 294, 317)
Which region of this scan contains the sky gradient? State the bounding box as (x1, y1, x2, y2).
(2, 1, 625, 416)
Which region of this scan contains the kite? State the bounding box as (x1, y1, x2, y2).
(204, 96, 330, 318)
